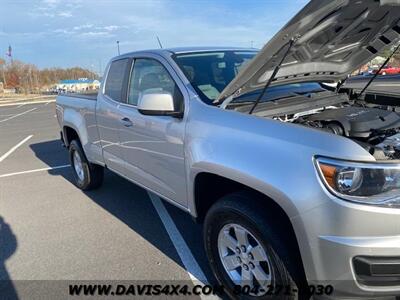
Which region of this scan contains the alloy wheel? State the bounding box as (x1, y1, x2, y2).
(217, 223, 273, 296)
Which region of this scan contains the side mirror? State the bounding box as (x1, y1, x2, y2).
(137, 92, 183, 118)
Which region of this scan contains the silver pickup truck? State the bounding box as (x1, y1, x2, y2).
(56, 1, 400, 299)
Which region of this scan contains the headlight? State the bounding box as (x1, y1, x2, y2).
(315, 157, 400, 207)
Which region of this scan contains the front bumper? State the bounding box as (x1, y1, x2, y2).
(291, 194, 400, 299)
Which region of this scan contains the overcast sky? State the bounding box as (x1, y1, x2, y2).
(1, 0, 308, 74)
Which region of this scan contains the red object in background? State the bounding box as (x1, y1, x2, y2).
(374, 66, 400, 75)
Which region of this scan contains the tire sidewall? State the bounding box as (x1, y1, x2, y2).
(69, 140, 91, 189)
(205, 204, 296, 300)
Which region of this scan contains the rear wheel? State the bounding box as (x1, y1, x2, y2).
(69, 140, 104, 190)
(204, 192, 308, 299)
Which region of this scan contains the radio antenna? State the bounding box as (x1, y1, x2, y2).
(156, 36, 163, 49)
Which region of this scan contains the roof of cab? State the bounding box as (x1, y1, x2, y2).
(111, 46, 258, 61)
(164, 46, 257, 54)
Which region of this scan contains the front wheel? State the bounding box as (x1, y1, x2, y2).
(69, 140, 104, 190)
(204, 192, 307, 299)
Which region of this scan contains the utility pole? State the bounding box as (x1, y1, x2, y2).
(90, 64, 95, 79)
(98, 59, 103, 77)
(116, 41, 120, 55)
(6, 45, 13, 63)
(0, 58, 6, 87)
(28, 65, 33, 94)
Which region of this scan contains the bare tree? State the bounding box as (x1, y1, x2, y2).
(2, 59, 98, 93)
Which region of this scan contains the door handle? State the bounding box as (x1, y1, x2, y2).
(121, 117, 133, 127)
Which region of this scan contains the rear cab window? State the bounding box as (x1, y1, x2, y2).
(104, 58, 131, 102)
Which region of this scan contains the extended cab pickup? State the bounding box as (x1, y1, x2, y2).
(56, 1, 400, 298)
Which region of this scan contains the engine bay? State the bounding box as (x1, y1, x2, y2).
(278, 101, 400, 160)
(226, 81, 400, 161)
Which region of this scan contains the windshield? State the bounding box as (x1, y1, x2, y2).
(173, 51, 257, 105)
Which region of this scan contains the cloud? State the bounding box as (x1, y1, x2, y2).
(73, 24, 94, 31)
(40, 0, 60, 9)
(5, 0, 309, 68)
(42, 0, 60, 4)
(53, 29, 72, 35)
(80, 31, 112, 37)
(31, 0, 74, 18)
(58, 12, 73, 18)
(51, 24, 120, 39)
(103, 25, 120, 31)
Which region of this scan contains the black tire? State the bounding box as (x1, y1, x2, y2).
(69, 139, 104, 190)
(204, 191, 309, 300)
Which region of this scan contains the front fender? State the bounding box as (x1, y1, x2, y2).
(184, 100, 374, 219)
(188, 160, 297, 218)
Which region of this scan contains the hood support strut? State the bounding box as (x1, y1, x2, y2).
(249, 38, 297, 115)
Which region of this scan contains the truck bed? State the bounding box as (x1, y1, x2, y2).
(58, 92, 98, 101)
(56, 92, 102, 165)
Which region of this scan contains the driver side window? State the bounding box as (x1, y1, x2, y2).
(127, 58, 182, 106)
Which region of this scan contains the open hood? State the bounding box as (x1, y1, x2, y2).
(216, 0, 400, 103)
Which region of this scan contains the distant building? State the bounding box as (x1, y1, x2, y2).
(3, 88, 16, 94)
(56, 78, 100, 93)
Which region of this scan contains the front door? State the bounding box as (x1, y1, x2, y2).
(118, 57, 188, 207)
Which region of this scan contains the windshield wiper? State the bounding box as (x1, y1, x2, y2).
(355, 43, 400, 100)
(249, 38, 297, 115)
(226, 94, 298, 108)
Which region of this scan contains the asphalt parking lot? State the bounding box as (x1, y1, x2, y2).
(0, 98, 218, 299)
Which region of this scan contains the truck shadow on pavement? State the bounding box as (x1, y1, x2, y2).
(0, 216, 19, 299)
(30, 140, 216, 285)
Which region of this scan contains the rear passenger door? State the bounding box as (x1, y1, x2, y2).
(96, 58, 131, 175)
(118, 56, 188, 207)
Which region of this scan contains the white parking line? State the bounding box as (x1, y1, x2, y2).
(0, 164, 70, 178)
(0, 114, 19, 118)
(0, 107, 37, 123)
(148, 192, 218, 299)
(0, 135, 33, 163)
(0, 99, 55, 107)
(0, 96, 56, 107)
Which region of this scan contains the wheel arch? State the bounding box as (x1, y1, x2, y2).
(191, 168, 300, 223)
(192, 171, 302, 256)
(63, 125, 81, 147)
(195, 172, 309, 293)
(61, 107, 89, 148)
